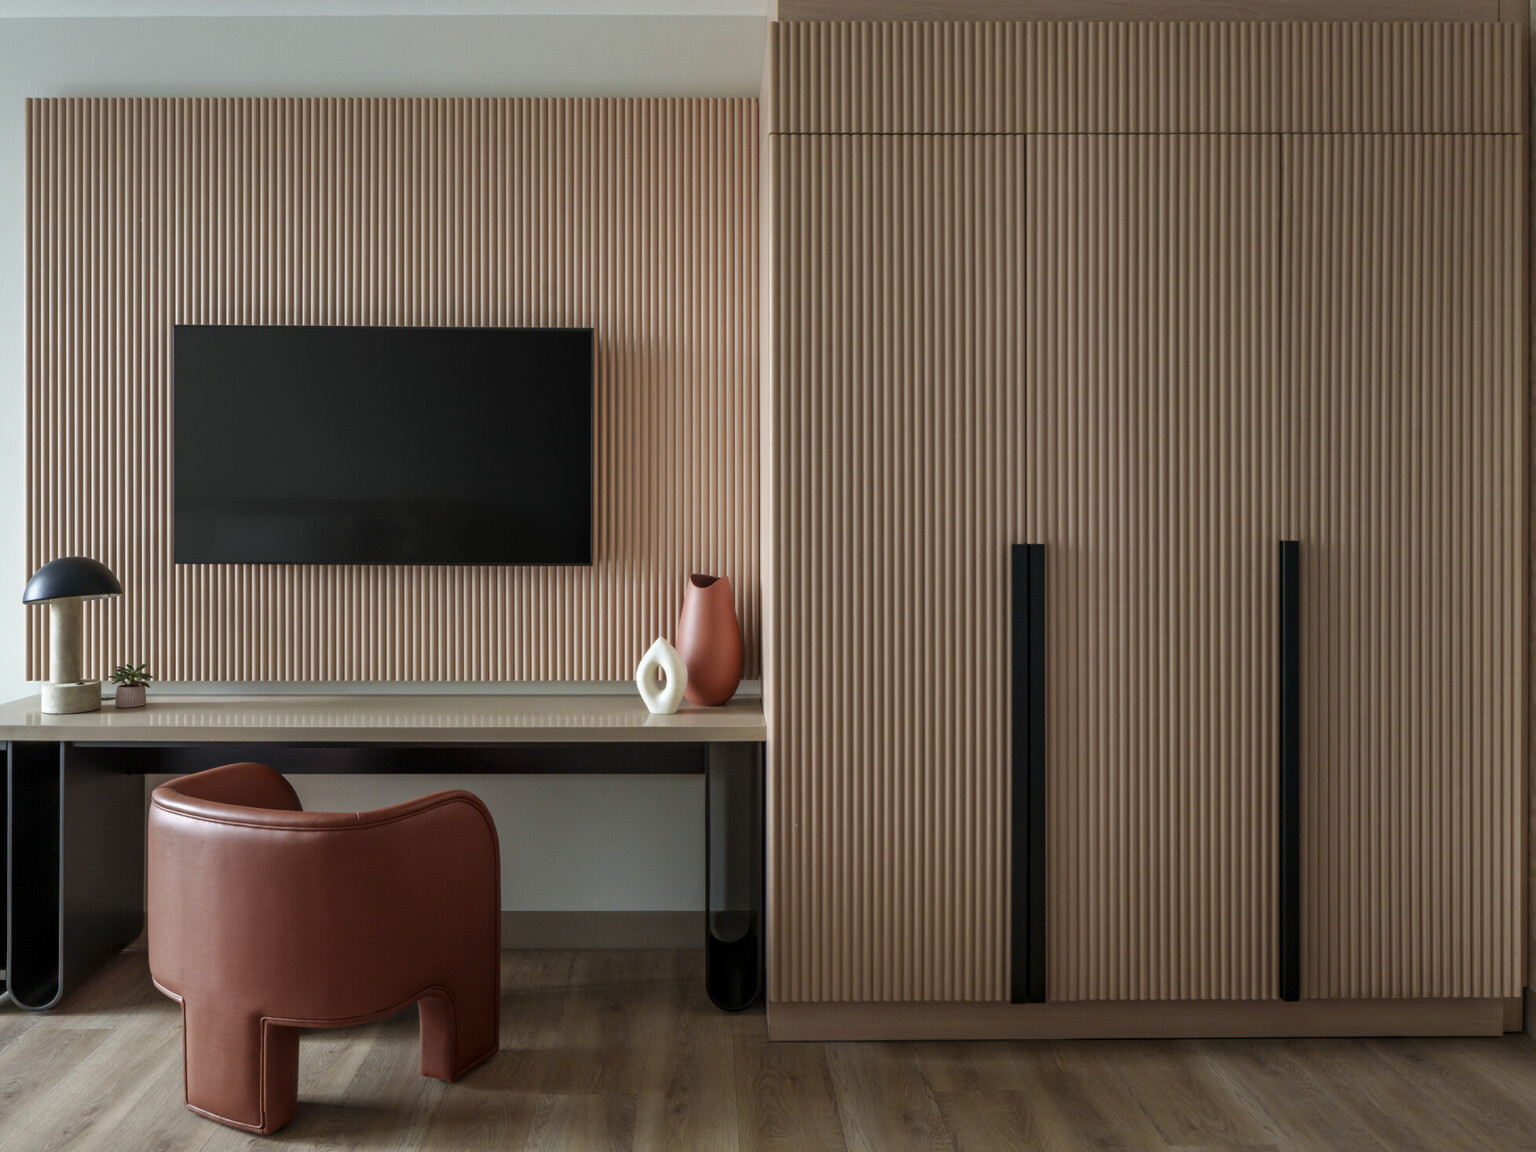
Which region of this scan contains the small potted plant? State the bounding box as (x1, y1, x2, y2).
(110, 662, 151, 709)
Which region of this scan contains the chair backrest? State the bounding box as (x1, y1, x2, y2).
(152, 760, 304, 817)
(148, 761, 501, 1024)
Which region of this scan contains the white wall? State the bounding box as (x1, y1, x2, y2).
(0, 15, 765, 912)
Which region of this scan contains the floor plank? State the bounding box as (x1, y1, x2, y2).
(1400, 1033, 1536, 1126)
(824, 1041, 953, 1152)
(1282, 1038, 1503, 1152)
(539, 950, 678, 1096)
(732, 1031, 847, 1152)
(1097, 1038, 1274, 1147)
(0, 1000, 38, 1060)
(522, 1093, 636, 1152)
(629, 952, 741, 1152)
(909, 1039, 1044, 1095)
(1363, 1037, 1536, 1152)
(932, 1091, 1044, 1151)
(7, 952, 1536, 1152)
(1018, 1042, 1177, 1152)
(8, 1017, 185, 1152)
(0, 1025, 116, 1141)
(63, 1034, 211, 1152)
(1201, 1040, 1393, 1152)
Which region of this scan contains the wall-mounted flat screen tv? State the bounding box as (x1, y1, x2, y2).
(174, 325, 593, 566)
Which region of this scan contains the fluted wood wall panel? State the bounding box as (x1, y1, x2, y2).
(768, 134, 1283, 1003)
(1284, 135, 1526, 1000)
(27, 97, 759, 683)
(767, 21, 1525, 135)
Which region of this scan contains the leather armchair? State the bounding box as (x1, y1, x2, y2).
(147, 762, 500, 1134)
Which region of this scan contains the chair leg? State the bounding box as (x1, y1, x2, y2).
(416, 978, 498, 1082)
(181, 1001, 300, 1134)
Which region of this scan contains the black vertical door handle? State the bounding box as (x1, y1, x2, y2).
(1278, 541, 1301, 1002)
(1011, 544, 1047, 1004)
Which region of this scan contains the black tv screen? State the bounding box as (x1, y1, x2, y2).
(174, 325, 593, 566)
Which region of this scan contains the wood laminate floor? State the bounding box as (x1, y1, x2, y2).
(3, 950, 1536, 1151)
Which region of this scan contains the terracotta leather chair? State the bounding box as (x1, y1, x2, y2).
(147, 762, 500, 1135)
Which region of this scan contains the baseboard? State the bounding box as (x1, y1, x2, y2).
(500, 911, 702, 949)
(769, 996, 1509, 1041)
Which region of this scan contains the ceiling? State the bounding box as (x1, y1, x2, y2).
(0, 1, 768, 15)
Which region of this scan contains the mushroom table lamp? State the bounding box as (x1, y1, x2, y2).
(23, 557, 123, 715)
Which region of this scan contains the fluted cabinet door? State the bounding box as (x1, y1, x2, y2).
(768, 133, 1283, 1004)
(768, 135, 1025, 1003)
(1029, 136, 1282, 1002)
(1283, 136, 1525, 1000)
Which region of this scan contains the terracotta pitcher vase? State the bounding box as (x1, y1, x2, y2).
(675, 574, 743, 706)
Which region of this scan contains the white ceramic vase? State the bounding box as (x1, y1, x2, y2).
(635, 637, 688, 715)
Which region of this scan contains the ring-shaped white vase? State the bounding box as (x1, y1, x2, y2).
(635, 637, 688, 715)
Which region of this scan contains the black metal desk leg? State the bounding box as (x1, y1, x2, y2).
(704, 742, 763, 1011)
(8, 742, 144, 1011)
(0, 741, 6, 993)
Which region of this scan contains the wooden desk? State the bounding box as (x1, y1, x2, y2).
(0, 693, 766, 1013)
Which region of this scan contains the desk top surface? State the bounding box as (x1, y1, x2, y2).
(0, 693, 767, 744)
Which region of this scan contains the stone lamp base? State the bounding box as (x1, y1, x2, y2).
(43, 680, 104, 715)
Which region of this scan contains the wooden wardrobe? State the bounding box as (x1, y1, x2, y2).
(763, 20, 1527, 1038)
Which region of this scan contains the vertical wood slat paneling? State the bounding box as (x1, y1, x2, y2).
(1528, 0, 1536, 1005)
(768, 134, 1282, 1004)
(768, 134, 1021, 1003)
(766, 21, 1526, 136)
(1286, 135, 1526, 1000)
(1034, 136, 1282, 1004)
(26, 97, 760, 683)
(766, 21, 1525, 1008)
(773, 0, 1509, 19)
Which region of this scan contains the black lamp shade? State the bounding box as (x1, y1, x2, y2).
(23, 557, 123, 604)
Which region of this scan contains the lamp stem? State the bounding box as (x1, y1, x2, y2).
(48, 597, 83, 684)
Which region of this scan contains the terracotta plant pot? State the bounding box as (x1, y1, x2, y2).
(675, 574, 743, 706)
(115, 685, 147, 709)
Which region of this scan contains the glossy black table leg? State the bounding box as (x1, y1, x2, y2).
(704, 741, 764, 1011)
(0, 741, 6, 993)
(7, 742, 144, 1010)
